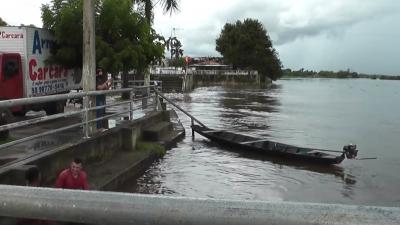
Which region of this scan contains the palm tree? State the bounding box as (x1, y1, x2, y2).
(133, 0, 179, 24)
(166, 36, 183, 59)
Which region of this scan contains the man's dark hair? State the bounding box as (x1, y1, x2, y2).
(25, 167, 40, 185)
(73, 157, 82, 164)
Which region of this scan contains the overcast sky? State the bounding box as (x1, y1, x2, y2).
(1, 0, 399, 75)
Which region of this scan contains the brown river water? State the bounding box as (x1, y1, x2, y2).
(122, 78, 400, 207)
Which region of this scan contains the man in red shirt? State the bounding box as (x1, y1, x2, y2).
(55, 158, 89, 190)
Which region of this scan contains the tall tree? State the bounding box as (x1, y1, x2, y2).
(42, 0, 166, 98)
(97, 0, 164, 97)
(41, 0, 85, 68)
(41, 0, 164, 72)
(216, 18, 282, 81)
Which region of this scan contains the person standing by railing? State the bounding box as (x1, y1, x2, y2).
(96, 69, 112, 131)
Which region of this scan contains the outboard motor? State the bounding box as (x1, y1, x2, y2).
(343, 144, 358, 159)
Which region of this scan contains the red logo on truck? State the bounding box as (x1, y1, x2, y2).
(29, 59, 68, 81)
(0, 31, 24, 39)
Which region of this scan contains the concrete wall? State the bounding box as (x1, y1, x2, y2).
(152, 73, 260, 93)
(194, 73, 260, 85)
(0, 110, 171, 187)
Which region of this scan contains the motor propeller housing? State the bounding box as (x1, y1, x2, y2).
(343, 144, 358, 159)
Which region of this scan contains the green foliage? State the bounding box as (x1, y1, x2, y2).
(136, 141, 166, 156)
(41, 0, 84, 68)
(0, 136, 13, 144)
(41, 0, 165, 75)
(0, 17, 8, 26)
(216, 18, 282, 81)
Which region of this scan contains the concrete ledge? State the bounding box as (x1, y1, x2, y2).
(142, 121, 173, 141)
(87, 149, 157, 191)
(1, 185, 399, 225)
(0, 110, 185, 191)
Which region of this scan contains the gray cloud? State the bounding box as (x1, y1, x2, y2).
(210, 0, 400, 45)
(154, 0, 400, 75)
(273, 0, 400, 45)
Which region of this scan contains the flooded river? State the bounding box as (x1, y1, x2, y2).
(125, 78, 400, 207)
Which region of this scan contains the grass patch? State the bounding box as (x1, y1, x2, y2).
(136, 141, 166, 157)
(0, 137, 15, 145)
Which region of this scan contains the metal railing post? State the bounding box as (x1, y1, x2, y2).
(129, 89, 134, 120)
(154, 90, 159, 111)
(154, 81, 162, 111)
(83, 96, 90, 138)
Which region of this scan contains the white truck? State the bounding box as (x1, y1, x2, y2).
(0, 26, 81, 116)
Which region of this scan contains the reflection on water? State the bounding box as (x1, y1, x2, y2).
(202, 138, 357, 187)
(124, 79, 400, 206)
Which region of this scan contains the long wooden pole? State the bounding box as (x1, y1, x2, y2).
(82, 0, 96, 136)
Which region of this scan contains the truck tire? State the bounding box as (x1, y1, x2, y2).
(0, 109, 10, 140)
(45, 101, 65, 115)
(11, 107, 27, 117)
(56, 101, 66, 114)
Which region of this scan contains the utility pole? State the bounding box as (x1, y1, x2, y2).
(82, 0, 96, 136)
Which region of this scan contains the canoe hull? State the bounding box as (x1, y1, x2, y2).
(192, 125, 345, 165)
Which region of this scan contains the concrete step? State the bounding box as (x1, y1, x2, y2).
(142, 121, 173, 141)
(158, 129, 185, 149)
(86, 149, 156, 191)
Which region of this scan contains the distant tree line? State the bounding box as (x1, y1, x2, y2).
(282, 68, 400, 80)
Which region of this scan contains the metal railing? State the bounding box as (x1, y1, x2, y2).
(0, 185, 399, 225)
(0, 81, 162, 150)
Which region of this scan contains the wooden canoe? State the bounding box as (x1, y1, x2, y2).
(192, 125, 358, 165)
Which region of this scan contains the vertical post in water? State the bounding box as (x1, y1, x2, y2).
(154, 81, 161, 111)
(82, 0, 96, 136)
(191, 119, 195, 139)
(142, 69, 150, 109)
